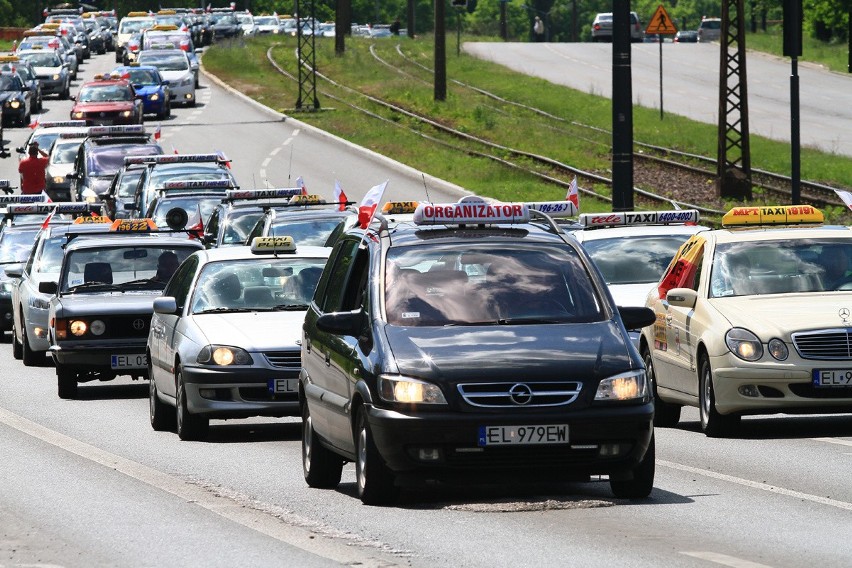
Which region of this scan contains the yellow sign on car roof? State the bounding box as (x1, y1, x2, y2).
(645, 5, 678, 35)
(722, 205, 824, 227)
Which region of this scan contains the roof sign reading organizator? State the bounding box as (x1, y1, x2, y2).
(721, 205, 824, 227)
(414, 202, 530, 225)
(579, 209, 700, 228)
(226, 188, 302, 200)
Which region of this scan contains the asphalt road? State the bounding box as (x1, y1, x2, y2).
(464, 42, 852, 158)
(0, 49, 851, 568)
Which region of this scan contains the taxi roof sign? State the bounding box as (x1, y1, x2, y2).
(226, 188, 301, 201)
(579, 209, 699, 228)
(7, 202, 94, 215)
(721, 205, 824, 227)
(414, 201, 529, 225)
(123, 153, 227, 165)
(251, 236, 296, 254)
(88, 124, 146, 137)
(74, 215, 112, 224)
(110, 218, 158, 232)
(0, 194, 47, 204)
(162, 180, 233, 190)
(646, 5, 678, 35)
(32, 120, 88, 129)
(382, 201, 420, 215)
(289, 194, 326, 205)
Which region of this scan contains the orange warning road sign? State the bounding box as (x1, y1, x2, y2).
(645, 5, 678, 35)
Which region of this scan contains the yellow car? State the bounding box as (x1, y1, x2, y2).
(640, 205, 852, 436)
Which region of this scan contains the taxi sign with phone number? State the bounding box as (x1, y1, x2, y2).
(111, 219, 157, 232)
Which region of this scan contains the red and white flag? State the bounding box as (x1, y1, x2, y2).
(566, 175, 579, 212)
(835, 189, 852, 211)
(154, 123, 161, 141)
(358, 180, 388, 229)
(333, 180, 348, 211)
(40, 190, 52, 203)
(296, 176, 307, 196)
(28, 115, 39, 130)
(171, 145, 179, 155)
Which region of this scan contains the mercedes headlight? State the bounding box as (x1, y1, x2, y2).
(725, 328, 763, 361)
(594, 369, 648, 401)
(378, 375, 447, 404)
(197, 344, 253, 366)
(767, 338, 788, 361)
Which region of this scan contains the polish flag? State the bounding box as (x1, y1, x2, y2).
(187, 204, 204, 239)
(40, 190, 52, 203)
(357, 180, 388, 229)
(566, 175, 579, 212)
(835, 189, 852, 211)
(296, 176, 307, 196)
(171, 145, 179, 155)
(28, 115, 39, 129)
(333, 180, 348, 211)
(154, 123, 161, 141)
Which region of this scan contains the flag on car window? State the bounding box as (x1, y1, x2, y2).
(296, 176, 307, 196)
(333, 180, 348, 211)
(834, 189, 852, 211)
(154, 124, 161, 141)
(358, 180, 388, 229)
(28, 115, 39, 130)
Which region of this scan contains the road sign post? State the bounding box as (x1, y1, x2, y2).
(645, 5, 678, 120)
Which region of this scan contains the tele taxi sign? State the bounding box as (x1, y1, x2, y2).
(251, 236, 296, 253)
(226, 188, 301, 200)
(162, 180, 233, 190)
(88, 125, 146, 137)
(413, 202, 530, 225)
(35, 120, 88, 129)
(721, 205, 823, 227)
(124, 153, 224, 165)
(7, 202, 90, 215)
(579, 209, 700, 228)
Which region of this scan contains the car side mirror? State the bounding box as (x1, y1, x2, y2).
(65, 172, 77, 179)
(15, 146, 24, 154)
(617, 306, 657, 330)
(123, 203, 136, 211)
(316, 310, 364, 336)
(38, 281, 58, 295)
(665, 288, 698, 309)
(3, 263, 23, 279)
(153, 296, 179, 315)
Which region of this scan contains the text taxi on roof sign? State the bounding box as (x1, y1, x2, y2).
(299, 195, 659, 505)
(640, 204, 852, 438)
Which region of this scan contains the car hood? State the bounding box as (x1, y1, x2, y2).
(709, 293, 852, 338)
(73, 101, 135, 113)
(192, 311, 305, 350)
(609, 282, 656, 308)
(47, 163, 74, 177)
(134, 85, 160, 96)
(384, 320, 633, 382)
(159, 70, 191, 81)
(32, 66, 62, 75)
(54, 291, 160, 318)
(0, 92, 19, 102)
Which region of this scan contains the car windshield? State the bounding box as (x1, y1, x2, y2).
(150, 167, 228, 187)
(236, 14, 253, 24)
(151, 196, 220, 228)
(255, 17, 277, 25)
(385, 243, 604, 326)
(190, 257, 328, 313)
(0, 228, 40, 263)
(60, 245, 196, 292)
(30, 132, 61, 151)
(117, 171, 143, 197)
(123, 69, 160, 86)
(138, 54, 188, 71)
(50, 140, 83, 164)
(582, 235, 687, 285)
(221, 209, 264, 246)
(709, 239, 851, 298)
(120, 19, 154, 33)
(78, 85, 133, 102)
(88, 145, 162, 176)
(211, 14, 237, 25)
(268, 217, 345, 247)
(19, 53, 61, 67)
(0, 75, 21, 91)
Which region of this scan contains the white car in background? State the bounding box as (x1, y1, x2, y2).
(137, 49, 195, 107)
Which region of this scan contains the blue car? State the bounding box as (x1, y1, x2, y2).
(112, 65, 171, 119)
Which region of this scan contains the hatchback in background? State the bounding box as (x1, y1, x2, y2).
(591, 12, 643, 42)
(674, 30, 698, 43)
(697, 17, 722, 43)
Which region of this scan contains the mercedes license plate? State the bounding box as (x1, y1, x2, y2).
(813, 369, 852, 387)
(478, 424, 569, 447)
(111, 354, 147, 369)
(267, 378, 298, 394)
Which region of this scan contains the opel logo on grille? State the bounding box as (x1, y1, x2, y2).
(132, 318, 145, 330)
(840, 308, 850, 324)
(508, 383, 533, 405)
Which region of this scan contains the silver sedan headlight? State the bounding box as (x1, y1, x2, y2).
(594, 369, 648, 401)
(197, 344, 253, 366)
(725, 327, 763, 361)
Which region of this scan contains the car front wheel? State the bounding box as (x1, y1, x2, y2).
(610, 434, 655, 499)
(355, 407, 398, 506)
(57, 368, 77, 399)
(643, 346, 681, 427)
(302, 402, 343, 488)
(176, 367, 208, 441)
(149, 365, 175, 432)
(22, 326, 45, 367)
(699, 356, 740, 438)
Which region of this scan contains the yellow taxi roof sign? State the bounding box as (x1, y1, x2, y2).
(645, 5, 678, 35)
(110, 218, 158, 232)
(251, 236, 296, 254)
(74, 215, 112, 224)
(382, 201, 419, 215)
(722, 205, 824, 228)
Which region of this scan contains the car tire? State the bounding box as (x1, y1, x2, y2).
(176, 367, 208, 441)
(699, 356, 740, 438)
(60, 86, 70, 101)
(302, 402, 343, 488)
(12, 316, 22, 360)
(642, 346, 681, 427)
(609, 434, 655, 499)
(22, 326, 45, 367)
(150, 366, 175, 432)
(355, 407, 398, 506)
(57, 368, 78, 399)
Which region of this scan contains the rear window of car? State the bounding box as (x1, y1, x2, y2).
(700, 20, 721, 30)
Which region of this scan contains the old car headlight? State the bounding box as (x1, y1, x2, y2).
(121, 110, 131, 117)
(378, 375, 447, 404)
(69, 320, 87, 336)
(197, 344, 253, 366)
(9, 100, 20, 108)
(52, 73, 61, 80)
(89, 319, 106, 336)
(52, 176, 64, 184)
(767, 338, 789, 361)
(72, 111, 84, 119)
(725, 328, 763, 361)
(149, 93, 159, 101)
(595, 370, 647, 401)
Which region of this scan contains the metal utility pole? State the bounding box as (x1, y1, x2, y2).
(408, 0, 416, 38)
(500, 0, 508, 40)
(716, 0, 752, 200)
(611, 0, 634, 211)
(434, 0, 447, 101)
(334, 0, 350, 55)
(295, 0, 320, 110)
(784, 0, 802, 203)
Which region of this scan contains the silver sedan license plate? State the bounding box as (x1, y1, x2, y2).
(267, 379, 298, 394)
(478, 424, 569, 447)
(813, 369, 852, 387)
(111, 354, 147, 369)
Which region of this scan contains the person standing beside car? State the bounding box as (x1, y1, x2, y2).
(533, 16, 545, 42)
(18, 142, 49, 195)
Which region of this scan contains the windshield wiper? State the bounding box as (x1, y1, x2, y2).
(120, 278, 164, 287)
(67, 282, 123, 293)
(196, 307, 253, 314)
(497, 317, 568, 325)
(271, 304, 309, 311)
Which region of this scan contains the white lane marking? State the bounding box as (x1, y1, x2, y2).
(658, 460, 852, 511)
(0, 407, 407, 567)
(261, 157, 272, 168)
(681, 551, 773, 568)
(812, 437, 852, 447)
(270, 146, 282, 156)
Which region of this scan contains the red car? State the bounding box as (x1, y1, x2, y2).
(70, 74, 143, 126)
